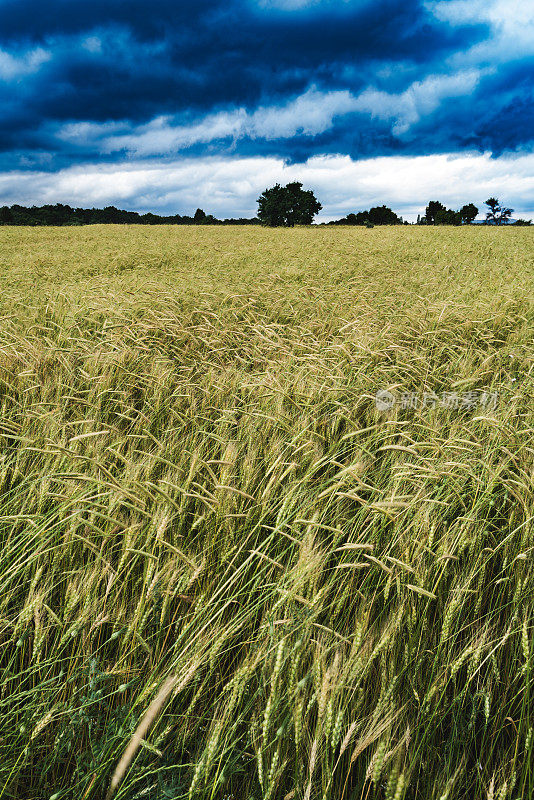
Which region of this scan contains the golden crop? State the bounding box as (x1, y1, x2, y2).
(0, 224, 532, 800)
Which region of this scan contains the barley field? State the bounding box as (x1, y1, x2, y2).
(0, 224, 533, 800)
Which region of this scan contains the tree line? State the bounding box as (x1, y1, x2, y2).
(326, 206, 404, 226)
(325, 198, 529, 227)
(0, 188, 530, 227)
(258, 186, 530, 226)
(415, 198, 530, 226)
(0, 204, 260, 227)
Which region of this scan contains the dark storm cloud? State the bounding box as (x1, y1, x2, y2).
(0, 0, 481, 60)
(0, 0, 531, 184)
(0, 0, 491, 152)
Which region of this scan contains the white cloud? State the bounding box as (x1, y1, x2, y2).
(103, 111, 248, 154)
(428, 0, 534, 37)
(57, 73, 485, 156)
(250, 88, 357, 138)
(0, 47, 50, 81)
(1, 152, 533, 221)
(57, 88, 359, 155)
(58, 120, 142, 143)
(426, 0, 534, 63)
(81, 36, 103, 54)
(351, 70, 484, 134)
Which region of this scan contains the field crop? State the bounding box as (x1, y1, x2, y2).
(0, 224, 532, 799)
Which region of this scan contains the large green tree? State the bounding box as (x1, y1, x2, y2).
(257, 182, 322, 226)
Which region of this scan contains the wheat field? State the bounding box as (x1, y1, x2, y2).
(0, 224, 533, 799)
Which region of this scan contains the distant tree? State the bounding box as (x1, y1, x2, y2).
(459, 203, 478, 224)
(257, 182, 322, 227)
(368, 205, 401, 225)
(512, 219, 532, 226)
(424, 201, 466, 225)
(435, 207, 461, 225)
(330, 211, 368, 226)
(0, 206, 13, 224)
(11, 204, 35, 225)
(194, 208, 207, 223)
(485, 197, 513, 225)
(141, 212, 162, 225)
(424, 201, 446, 224)
(328, 206, 401, 226)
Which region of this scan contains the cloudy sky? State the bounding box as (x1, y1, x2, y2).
(0, 0, 533, 220)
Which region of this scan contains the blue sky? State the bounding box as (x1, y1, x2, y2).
(0, 0, 532, 220)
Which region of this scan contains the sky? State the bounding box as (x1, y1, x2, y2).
(0, 0, 533, 220)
